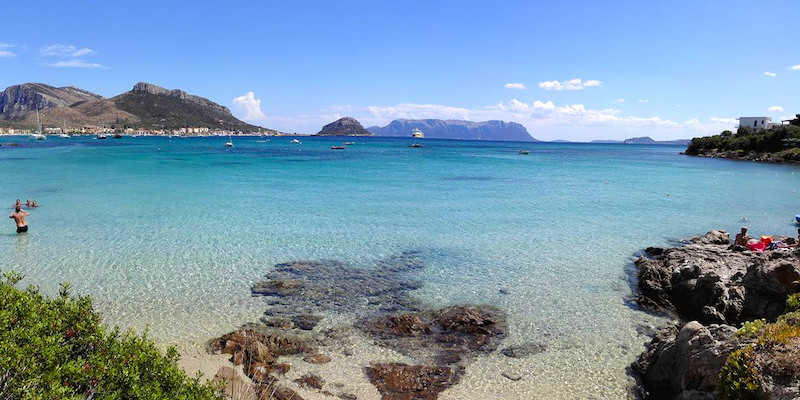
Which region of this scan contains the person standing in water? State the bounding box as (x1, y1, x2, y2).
(9, 207, 29, 233)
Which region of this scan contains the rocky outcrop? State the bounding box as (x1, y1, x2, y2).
(632, 230, 800, 399)
(635, 230, 800, 325)
(210, 328, 309, 400)
(316, 117, 372, 136)
(368, 118, 537, 142)
(632, 321, 744, 399)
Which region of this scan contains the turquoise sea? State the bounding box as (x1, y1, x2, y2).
(2, 135, 799, 398)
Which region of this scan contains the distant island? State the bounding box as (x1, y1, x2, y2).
(367, 119, 538, 142)
(685, 116, 800, 163)
(0, 82, 276, 135)
(587, 137, 690, 145)
(316, 117, 372, 136)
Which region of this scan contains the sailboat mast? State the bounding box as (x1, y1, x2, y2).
(35, 107, 41, 133)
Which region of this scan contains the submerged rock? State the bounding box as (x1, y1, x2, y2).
(295, 373, 324, 390)
(500, 342, 547, 358)
(635, 230, 800, 325)
(251, 252, 425, 320)
(359, 305, 507, 367)
(365, 363, 460, 400)
(218, 251, 510, 400)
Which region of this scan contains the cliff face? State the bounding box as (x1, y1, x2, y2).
(128, 82, 232, 115)
(0, 83, 103, 116)
(368, 119, 537, 142)
(316, 117, 372, 136)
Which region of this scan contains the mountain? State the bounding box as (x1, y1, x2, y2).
(367, 119, 537, 142)
(316, 117, 372, 136)
(0, 82, 273, 132)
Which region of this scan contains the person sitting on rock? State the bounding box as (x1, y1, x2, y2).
(733, 226, 749, 247)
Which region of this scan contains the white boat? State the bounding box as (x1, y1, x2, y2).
(30, 108, 46, 140)
(225, 133, 233, 147)
(291, 139, 301, 144)
(59, 134, 71, 138)
(96, 134, 107, 140)
(412, 128, 424, 138)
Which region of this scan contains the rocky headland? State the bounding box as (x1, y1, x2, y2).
(631, 230, 800, 399)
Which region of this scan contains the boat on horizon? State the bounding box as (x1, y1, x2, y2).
(412, 128, 424, 138)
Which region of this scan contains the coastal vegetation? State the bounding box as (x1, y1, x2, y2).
(685, 115, 800, 162)
(0, 271, 219, 399)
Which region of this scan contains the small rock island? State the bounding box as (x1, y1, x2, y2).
(316, 117, 373, 136)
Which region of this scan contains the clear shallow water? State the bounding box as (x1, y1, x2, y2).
(2, 135, 799, 398)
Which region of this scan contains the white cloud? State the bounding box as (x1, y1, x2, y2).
(41, 44, 95, 58)
(710, 117, 737, 124)
(504, 82, 527, 90)
(51, 59, 104, 68)
(232, 91, 266, 120)
(613, 98, 625, 103)
(764, 71, 777, 77)
(638, 99, 650, 103)
(792, 65, 800, 70)
(538, 78, 602, 91)
(768, 106, 784, 112)
(0, 42, 17, 57)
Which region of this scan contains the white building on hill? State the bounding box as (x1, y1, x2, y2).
(738, 116, 786, 131)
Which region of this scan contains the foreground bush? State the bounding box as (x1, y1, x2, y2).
(0, 271, 220, 399)
(719, 310, 800, 399)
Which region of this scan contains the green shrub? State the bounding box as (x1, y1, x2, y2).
(737, 319, 766, 339)
(787, 293, 800, 313)
(0, 271, 220, 399)
(718, 346, 760, 400)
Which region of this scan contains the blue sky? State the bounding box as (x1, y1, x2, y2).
(1, 0, 798, 140)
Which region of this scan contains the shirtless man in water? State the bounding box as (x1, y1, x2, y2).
(9, 207, 29, 233)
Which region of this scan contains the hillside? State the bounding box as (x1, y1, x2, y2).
(367, 119, 537, 142)
(0, 82, 273, 133)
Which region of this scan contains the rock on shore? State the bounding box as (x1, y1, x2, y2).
(632, 230, 800, 399)
(635, 230, 800, 325)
